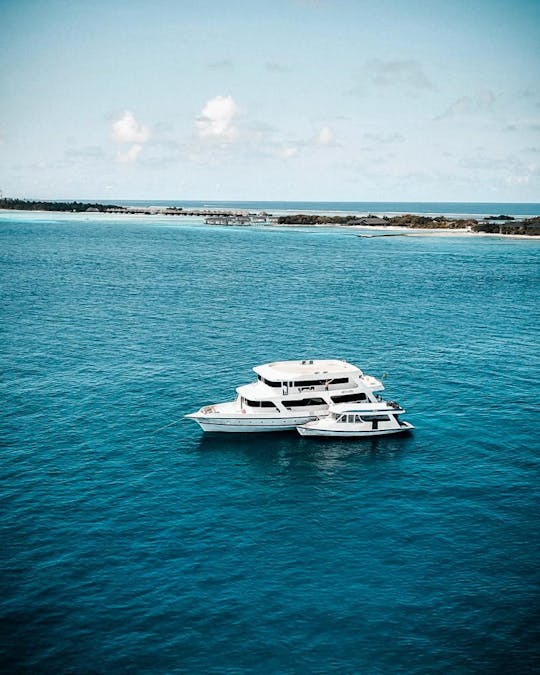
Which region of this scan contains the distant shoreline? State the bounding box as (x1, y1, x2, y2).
(0, 198, 246, 218)
(1, 198, 539, 236)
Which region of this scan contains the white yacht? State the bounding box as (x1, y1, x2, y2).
(297, 400, 413, 437)
(185, 359, 385, 433)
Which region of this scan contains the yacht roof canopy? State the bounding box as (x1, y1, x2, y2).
(254, 359, 361, 381)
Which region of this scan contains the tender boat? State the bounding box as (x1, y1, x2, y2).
(296, 399, 414, 437)
(185, 359, 385, 433)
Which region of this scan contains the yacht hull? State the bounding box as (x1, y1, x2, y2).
(297, 422, 414, 437)
(186, 414, 317, 433)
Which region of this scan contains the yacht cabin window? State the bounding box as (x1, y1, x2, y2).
(257, 375, 281, 387)
(331, 392, 367, 404)
(283, 398, 326, 409)
(294, 377, 349, 387)
(244, 398, 278, 409)
(336, 414, 365, 423)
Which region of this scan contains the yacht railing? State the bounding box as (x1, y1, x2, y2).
(282, 381, 359, 395)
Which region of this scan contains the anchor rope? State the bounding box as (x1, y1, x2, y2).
(149, 418, 183, 435)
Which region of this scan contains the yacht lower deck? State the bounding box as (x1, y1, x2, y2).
(185, 401, 319, 432)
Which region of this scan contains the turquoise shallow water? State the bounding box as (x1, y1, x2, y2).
(1, 213, 539, 672)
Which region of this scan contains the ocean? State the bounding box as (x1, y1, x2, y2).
(1, 211, 539, 672)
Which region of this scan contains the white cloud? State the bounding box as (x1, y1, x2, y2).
(363, 132, 404, 144)
(117, 144, 143, 163)
(111, 111, 151, 144)
(278, 146, 298, 159)
(196, 95, 240, 141)
(367, 59, 434, 90)
(65, 145, 104, 160)
(503, 119, 540, 133)
(265, 61, 290, 73)
(206, 59, 234, 70)
(436, 90, 496, 120)
(316, 126, 336, 146)
(521, 86, 539, 99)
(111, 111, 150, 163)
(506, 174, 530, 185)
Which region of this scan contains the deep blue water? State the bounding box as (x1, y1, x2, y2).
(1, 213, 539, 673)
(101, 199, 540, 218)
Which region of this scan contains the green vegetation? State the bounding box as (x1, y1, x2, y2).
(473, 217, 540, 235)
(386, 215, 477, 229)
(276, 214, 371, 226)
(0, 198, 122, 212)
(277, 213, 476, 228)
(277, 212, 539, 235)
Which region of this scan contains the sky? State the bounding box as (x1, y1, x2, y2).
(1, 0, 539, 202)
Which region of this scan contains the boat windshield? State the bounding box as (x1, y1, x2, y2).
(335, 413, 365, 423)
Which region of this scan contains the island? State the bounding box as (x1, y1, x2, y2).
(0, 198, 247, 218)
(276, 213, 540, 236)
(1, 198, 539, 235)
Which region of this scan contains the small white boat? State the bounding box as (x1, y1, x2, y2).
(296, 400, 414, 437)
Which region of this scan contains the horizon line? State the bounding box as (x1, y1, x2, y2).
(4, 196, 540, 206)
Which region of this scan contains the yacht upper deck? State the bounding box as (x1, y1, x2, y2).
(254, 359, 361, 382)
